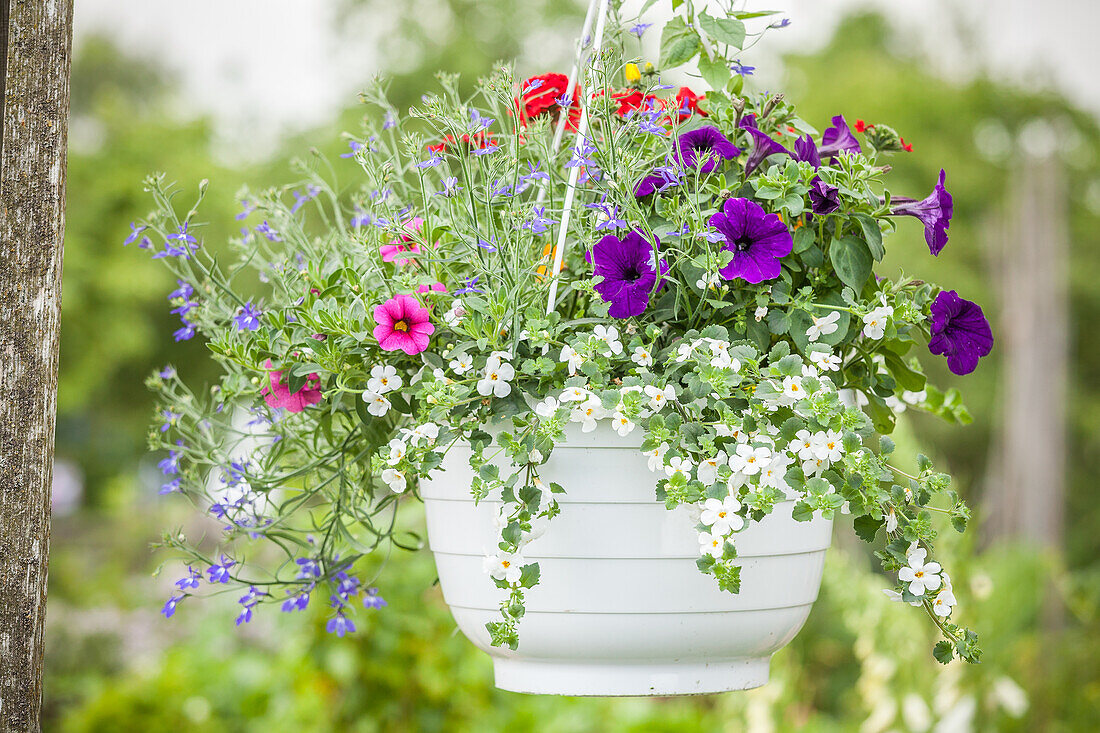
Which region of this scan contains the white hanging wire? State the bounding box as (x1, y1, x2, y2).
(544, 0, 611, 315)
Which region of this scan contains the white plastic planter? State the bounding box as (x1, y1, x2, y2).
(421, 423, 832, 696)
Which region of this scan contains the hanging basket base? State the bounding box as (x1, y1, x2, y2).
(492, 657, 771, 697)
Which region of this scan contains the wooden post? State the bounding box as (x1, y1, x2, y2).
(0, 1, 74, 729)
(984, 152, 1067, 552)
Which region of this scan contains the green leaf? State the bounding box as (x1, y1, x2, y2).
(792, 226, 815, 254)
(698, 11, 746, 49)
(853, 514, 883, 543)
(933, 641, 955, 665)
(660, 17, 701, 68)
(697, 54, 730, 91)
(851, 213, 885, 261)
(519, 562, 541, 589)
(829, 235, 874, 292)
(791, 501, 814, 522)
(766, 308, 790, 335)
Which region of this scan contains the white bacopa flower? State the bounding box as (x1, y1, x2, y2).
(386, 438, 407, 466)
(612, 411, 635, 436)
(559, 345, 584, 375)
(802, 456, 827, 477)
(363, 390, 391, 417)
(754, 306, 768, 322)
(862, 305, 893, 340)
(882, 588, 922, 607)
(715, 423, 746, 442)
(560, 385, 589, 403)
(815, 430, 844, 463)
(535, 395, 560, 418)
(631, 345, 654, 368)
(696, 451, 728, 487)
(482, 551, 524, 583)
(885, 508, 899, 533)
(932, 574, 957, 618)
(791, 429, 817, 461)
(760, 452, 793, 490)
(700, 494, 744, 534)
(490, 350, 513, 361)
(443, 299, 465, 326)
(806, 310, 841, 341)
(902, 389, 926, 405)
(571, 396, 605, 432)
(368, 364, 403, 394)
(899, 546, 942, 596)
(729, 444, 771, 476)
(476, 356, 515, 398)
(381, 467, 406, 493)
(593, 325, 623, 355)
(664, 456, 693, 480)
(644, 384, 675, 412)
(449, 352, 473, 374)
(781, 375, 805, 404)
(810, 351, 842, 372)
(696, 272, 720, 290)
(838, 388, 869, 408)
(698, 529, 726, 558)
(675, 342, 695, 363)
(645, 442, 669, 472)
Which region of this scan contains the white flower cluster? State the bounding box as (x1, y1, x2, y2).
(362, 364, 402, 416)
(883, 542, 957, 618)
(482, 480, 555, 583)
(674, 336, 742, 370)
(379, 421, 440, 493)
(476, 351, 515, 398)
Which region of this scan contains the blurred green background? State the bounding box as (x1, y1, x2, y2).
(46, 2, 1100, 730)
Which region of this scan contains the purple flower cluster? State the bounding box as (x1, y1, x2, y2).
(590, 229, 668, 318)
(928, 290, 993, 374)
(152, 223, 200, 260)
(892, 169, 953, 255)
(708, 198, 793, 283)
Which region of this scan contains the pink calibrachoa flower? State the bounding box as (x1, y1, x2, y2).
(373, 293, 435, 355)
(261, 360, 323, 412)
(415, 282, 448, 295)
(380, 217, 424, 265)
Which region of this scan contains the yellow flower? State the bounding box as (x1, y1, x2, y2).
(624, 63, 641, 83)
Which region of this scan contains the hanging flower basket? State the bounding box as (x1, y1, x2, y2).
(423, 423, 832, 695)
(133, 0, 988, 695)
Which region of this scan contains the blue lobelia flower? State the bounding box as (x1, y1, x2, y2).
(234, 301, 262, 331)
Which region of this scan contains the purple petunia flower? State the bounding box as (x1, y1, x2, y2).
(891, 169, 953, 255)
(675, 126, 741, 175)
(818, 115, 862, 159)
(708, 197, 793, 283)
(808, 177, 841, 215)
(363, 587, 388, 610)
(740, 114, 792, 176)
(928, 290, 993, 375)
(234, 301, 262, 331)
(590, 229, 668, 319)
(793, 134, 821, 169)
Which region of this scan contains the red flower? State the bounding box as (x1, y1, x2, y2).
(517, 73, 581, 131)
(674, 87, 706, 121)
(427, 130, 497, 154)
(855, 119, 870, 133)
(900, 137, 913, 152)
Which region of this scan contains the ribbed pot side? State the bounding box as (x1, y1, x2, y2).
(420, 423, 833, 696)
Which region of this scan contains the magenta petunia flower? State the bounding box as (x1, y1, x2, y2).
(373, 293, 435, 355)
(262, 360, 323, 412)
(818, 115, 862, 159)
(415, 282, 448, 294)
(675, 126, 741, 175)
(928, 290, 993, 375)
(590, 229, 668, 319)
(891, 169, 953, 256)
(380, 217, 424, 265)
(740, 114, 792, 176)
(708, 198, 793, 283)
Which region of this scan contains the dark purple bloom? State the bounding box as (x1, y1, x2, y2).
(590, 229, 668, 319)
(234, 301, 262, 331)
(891, 169, 953, 255)
(708, 197, 793, 283)
(740, 114, 792, 176)
(793, 135, 821, 169)
(363, 587, 387, 610)
(818, 115, 862, 159)
(633, 164, 683, 197)
(808, 177, 841, 215)
(676, 126, 741, 175)
(417, 153, 443, 169)
(928, 290, 993, 375)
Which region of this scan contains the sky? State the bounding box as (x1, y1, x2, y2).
(73, 0, 1100, 157)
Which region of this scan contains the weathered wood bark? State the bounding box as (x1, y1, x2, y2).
(0, 1, 74, 730)
(984, 154, 1067, 551)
